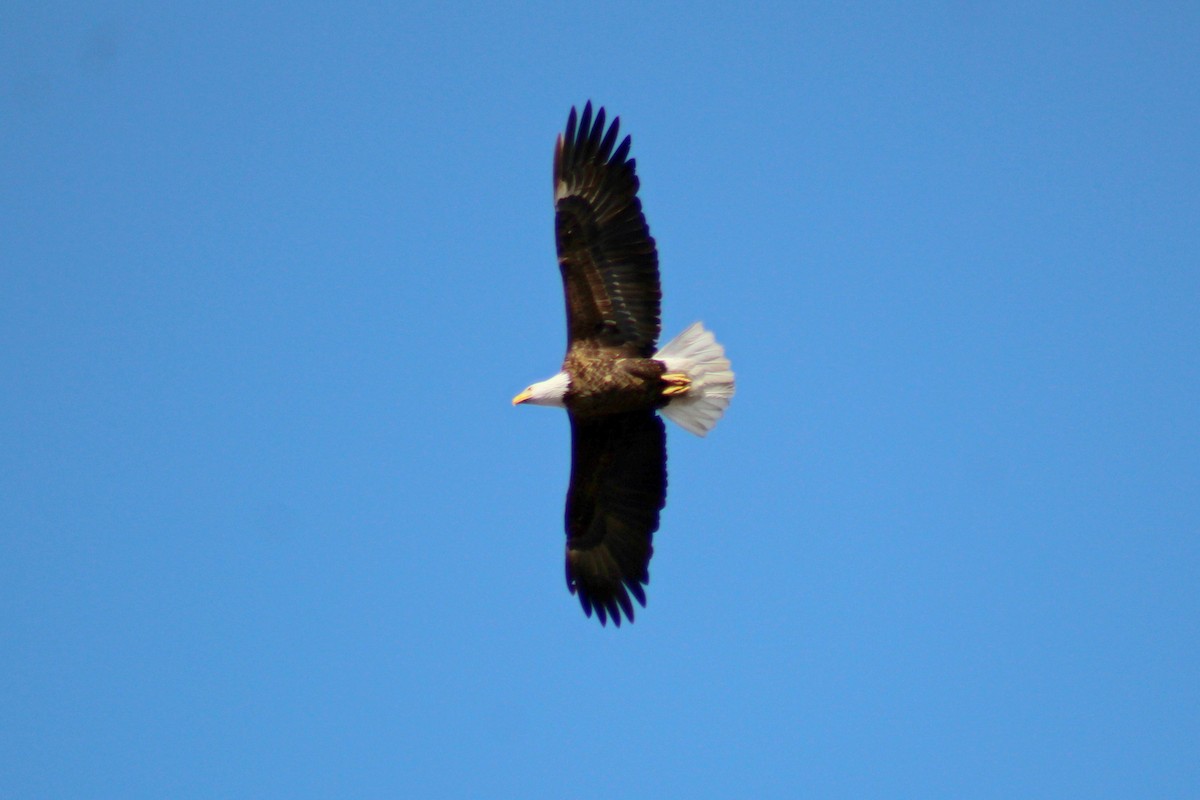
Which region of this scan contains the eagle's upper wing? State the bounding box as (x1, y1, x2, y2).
(564, 410, 667, 626)
(555, 103, 661, 357)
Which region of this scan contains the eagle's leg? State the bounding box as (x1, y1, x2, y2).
(661, 373, 691, 397)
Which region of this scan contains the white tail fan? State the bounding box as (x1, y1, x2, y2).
(654, 322, 735, 437)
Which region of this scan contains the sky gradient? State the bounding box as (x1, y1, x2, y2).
(3, 3, 1198, 797)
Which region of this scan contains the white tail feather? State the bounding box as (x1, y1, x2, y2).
(655, 322, 735, 437)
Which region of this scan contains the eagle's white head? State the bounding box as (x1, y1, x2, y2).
(512, 371, 569, 408)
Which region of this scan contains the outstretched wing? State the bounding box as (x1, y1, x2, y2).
(565, 410, 667, 626)
(555, 102, 661, 356)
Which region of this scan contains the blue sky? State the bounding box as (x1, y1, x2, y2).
(2, 2, 1197, 797)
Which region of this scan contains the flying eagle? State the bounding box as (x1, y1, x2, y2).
(513, 103, 735, 626)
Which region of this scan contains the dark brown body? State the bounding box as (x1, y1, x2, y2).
(563, 346, 668, 418)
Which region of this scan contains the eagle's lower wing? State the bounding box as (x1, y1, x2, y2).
(565, 410, 667, 626)
(555, 102, 661, 356)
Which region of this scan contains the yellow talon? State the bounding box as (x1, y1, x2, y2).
(661, 372, 691, 397)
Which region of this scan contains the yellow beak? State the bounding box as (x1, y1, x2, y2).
(512, 388, 533, 406)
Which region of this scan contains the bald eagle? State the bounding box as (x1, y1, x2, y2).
(513, 103, 735, 626)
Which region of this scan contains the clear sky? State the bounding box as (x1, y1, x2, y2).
(2, 3, 1198, 797)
